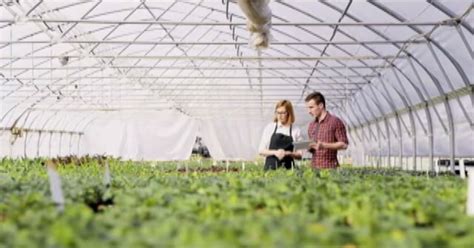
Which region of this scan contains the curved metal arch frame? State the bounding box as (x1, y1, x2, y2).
(36, 111, 62, 157)
(382, 78, 417, 170)
(1, 66, 109, 126)
(1, 0, 396, 116)
(86, 1, 380, 102)
(61, 111, 103, 155)
(151, 2, 372, 106)
(352, 81, 402, 168)
(325, 1, 467, 171)
(274, 2, 388, 98)
(0, 2, 154, 119)
(4, 89, 96, 138)
(60, 113, 93, 155)
(1, 44, 113, 125)
(358, 90, 387, 167)
(231, 2, 399, 139)
(367, 81, 453, 172)
(43, 0, 312, 105)
(4, 1, 466, 101)
(1, 0, 470, 165)
(46, 111, 80, 156)
(374, 79, 405, 169)
(406, 57, 435, 171)
(20, 109, 66, 158)
(338, 108, 364, 144)
(37, 110, 91, 156)
(85, 7, 369, 112)
(345, 101, 372, 142)
(359, 88, 389, 139)
(1, 2, 363, 120)
(318, 1, 430, 170)
(321, 1, 453, 129)
(26, 110, 81, 157)
(352, 97, 378, 141)
(369, 1, 471, 87)
(369, 1, 471, 173)
(386, 67, 433, 171)
(366, 85, 394, 168)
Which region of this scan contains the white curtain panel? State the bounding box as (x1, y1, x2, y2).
(199, 118, 266, 161)
(80, 110, 198, 161)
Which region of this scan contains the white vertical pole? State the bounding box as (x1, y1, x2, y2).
(435, 158, 440, 175)
(467, 169, 474, 216)
(459, 159, 466, 179)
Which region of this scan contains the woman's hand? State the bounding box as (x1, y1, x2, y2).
(285, 150, 303, 159)
(274, 149, 286, 160)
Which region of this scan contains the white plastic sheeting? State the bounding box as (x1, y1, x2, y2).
(0, 1, 472, 164)
(0, 129, 74, 158)
(80, 110, 198, 161)
(199, 118, 266, 161)
(347, 95, 474, 167)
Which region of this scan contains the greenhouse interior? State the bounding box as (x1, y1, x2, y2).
(0, 0, 473, 247)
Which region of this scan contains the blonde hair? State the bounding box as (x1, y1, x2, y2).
(273, 100, 295, 124)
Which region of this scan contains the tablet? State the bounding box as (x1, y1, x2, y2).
(293, 140, 313, 150)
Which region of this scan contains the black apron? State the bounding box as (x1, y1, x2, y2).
(264, 123, 294, 170)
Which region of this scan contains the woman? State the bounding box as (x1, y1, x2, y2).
(259, 100, 302, 170)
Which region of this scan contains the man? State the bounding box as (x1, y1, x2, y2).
(305, 92, 349, 169)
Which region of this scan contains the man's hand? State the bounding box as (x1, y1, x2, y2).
(309, 141, 347, 151)
(274, 149, 286, 160)
(309, 141, 324, 150)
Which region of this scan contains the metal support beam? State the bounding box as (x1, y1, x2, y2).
(0, 40, 427, 45)
(346, 85, 472, 130)
(427, 42, 472, 126)
(426, 43, 458, 174)
(390, 68, 418, 171)
(0, 18, 457, 26)
(407, 58, 435, 172)
(0, 75, 378, 80)
(0, 126, 83, 135)
(0, 65, 387, 71)
(0, 55, 405, 60)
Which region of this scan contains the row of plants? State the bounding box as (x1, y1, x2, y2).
(0, 157, 472, 247)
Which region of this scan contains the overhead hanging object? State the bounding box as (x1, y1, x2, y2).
(59, 56, 69, 66)
(237, 0, 272, 49)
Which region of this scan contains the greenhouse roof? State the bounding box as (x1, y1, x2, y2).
(0, 0, 472, 161)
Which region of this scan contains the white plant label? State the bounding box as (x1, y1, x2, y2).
(46, 162, 65, 212)
(104, 161, 112, 187)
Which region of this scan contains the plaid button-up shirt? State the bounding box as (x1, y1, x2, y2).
(308, 112, 349, 169)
